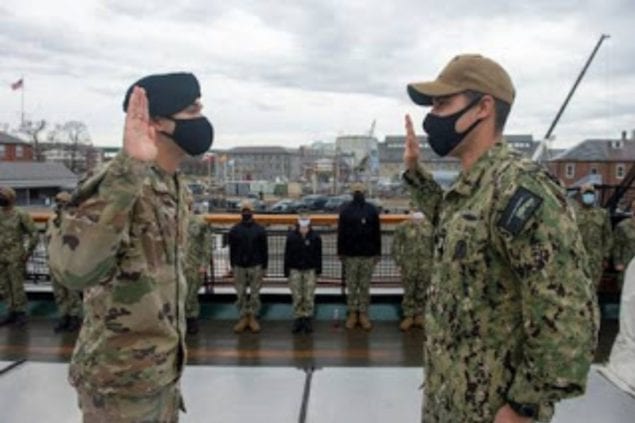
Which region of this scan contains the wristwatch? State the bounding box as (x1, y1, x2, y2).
(508, 399, 538, 419)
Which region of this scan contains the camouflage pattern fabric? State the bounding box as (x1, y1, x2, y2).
(612, 217, 635, 288)
(343, 256, 375, 313)
(48, 151, 190, 399)
(0, 261, 29, 313)
(0, 205, 38, 313)
(51, 278, 83, 317)
(404, 142, 599, 423)
(77, 380, 182, 423)
(46, 214, 82, 317)
(184, 216, 212, 319)
(574, 204, 613, 287)
(233, 265, 263, 317)
(288, 269, 317, 318)
(391, 219, 434, 317)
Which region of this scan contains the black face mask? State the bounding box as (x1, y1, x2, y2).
(241, 212, 253, 222)
(162, 116, 214, 156)
(353, 192, 365, 203)
(0, 197, 9, 207)
(423, 97, 483, 157)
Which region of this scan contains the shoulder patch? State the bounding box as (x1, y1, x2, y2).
(497, 187, 543, 236)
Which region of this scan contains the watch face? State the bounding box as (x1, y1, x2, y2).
(509, 401, 538, 418)
(518, 404, 538, 418)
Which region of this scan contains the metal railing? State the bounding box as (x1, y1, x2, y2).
(23, 212, 623, 297)
(26, 214, 410, 295)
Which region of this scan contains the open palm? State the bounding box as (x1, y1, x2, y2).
(403, 114, 420, 171)
(124, 86, 158, 162)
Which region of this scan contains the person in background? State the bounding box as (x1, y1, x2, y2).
(391, 207, 433, 331)
(284, 213, 322, 334)
(184, 208, 213, 335)
(574, 184, 612, 287)
(337, 182, 381, 331)
(0, 186, 38, 327)
(228, 200, 268, 333)
(613, 198, 635, 289)
(46, 191, 82, 333)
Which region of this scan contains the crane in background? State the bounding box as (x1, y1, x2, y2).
(532, 34, 610, 163)
(531, 34, 635, 213)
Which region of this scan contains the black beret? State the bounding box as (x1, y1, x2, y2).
(122, 72, 201, 117)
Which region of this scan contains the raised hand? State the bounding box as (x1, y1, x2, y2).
(404, 114, 420, 171)
(124, 86, 158, 162)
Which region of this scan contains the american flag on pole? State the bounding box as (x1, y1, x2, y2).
(10, 78, 23, 90)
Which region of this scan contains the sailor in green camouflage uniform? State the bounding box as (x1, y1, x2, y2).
(391, 209, 433, 331)
(574, 184, 613, 287)
(403, 54, 598, 422)
(184, 213, 212, 335)
(612, 198, 635, 289)
(46, 191, 83, 332)
(48, 73, 214, 422)
(0, 186, 38, 327)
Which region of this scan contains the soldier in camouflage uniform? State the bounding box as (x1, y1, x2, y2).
(574, 184, 613, 287)
(613, 198, 635, 289)
(46, 191, 83, 332)
(337, 182, 381, 331)
(391, 209, 433, 331)
(0, 186, 38, 327)
(184, 213, 212, 335)
(48, 73, 214, 422)
(404, 54, 598, 422)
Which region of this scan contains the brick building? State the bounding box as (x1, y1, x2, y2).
(0, 132, 34, 162)
(548, 133, 635, 206)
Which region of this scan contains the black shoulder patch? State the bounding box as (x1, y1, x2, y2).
(497, 187, 543, 236)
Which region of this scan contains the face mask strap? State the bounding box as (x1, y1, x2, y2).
(452, 95, 484, 135)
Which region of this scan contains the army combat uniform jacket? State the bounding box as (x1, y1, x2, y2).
(0, 206, 38, 263)
(48, 152, 190, 397)
(404, 142, 598, 422)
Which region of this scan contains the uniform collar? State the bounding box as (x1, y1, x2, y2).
(447, 141, 507, 197)
(150, 165, 180, 197)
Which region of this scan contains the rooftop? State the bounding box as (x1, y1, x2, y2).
(0, 131, 28, 145)
(0, 161, 78, 189)
(224, 146, 298, 155)
(551, 139, 635, 162)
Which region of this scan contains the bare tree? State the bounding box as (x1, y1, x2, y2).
(19, 119, 47, 161)
(47, 121, 94, 174)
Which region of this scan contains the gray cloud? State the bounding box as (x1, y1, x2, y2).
(0, 0, 633, 148)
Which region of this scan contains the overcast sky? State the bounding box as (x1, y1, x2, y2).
(1, 0, 634, 150)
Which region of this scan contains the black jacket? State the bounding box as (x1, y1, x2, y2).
(337, 199, 381, 257)
(228, 219, 268, 269)
(284, 226, 322, 277)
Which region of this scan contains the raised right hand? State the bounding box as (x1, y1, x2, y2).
(403, 114, 420, 171)
(124, 86, 158, 162)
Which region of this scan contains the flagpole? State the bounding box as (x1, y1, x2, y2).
(20, 75, 25, 128)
